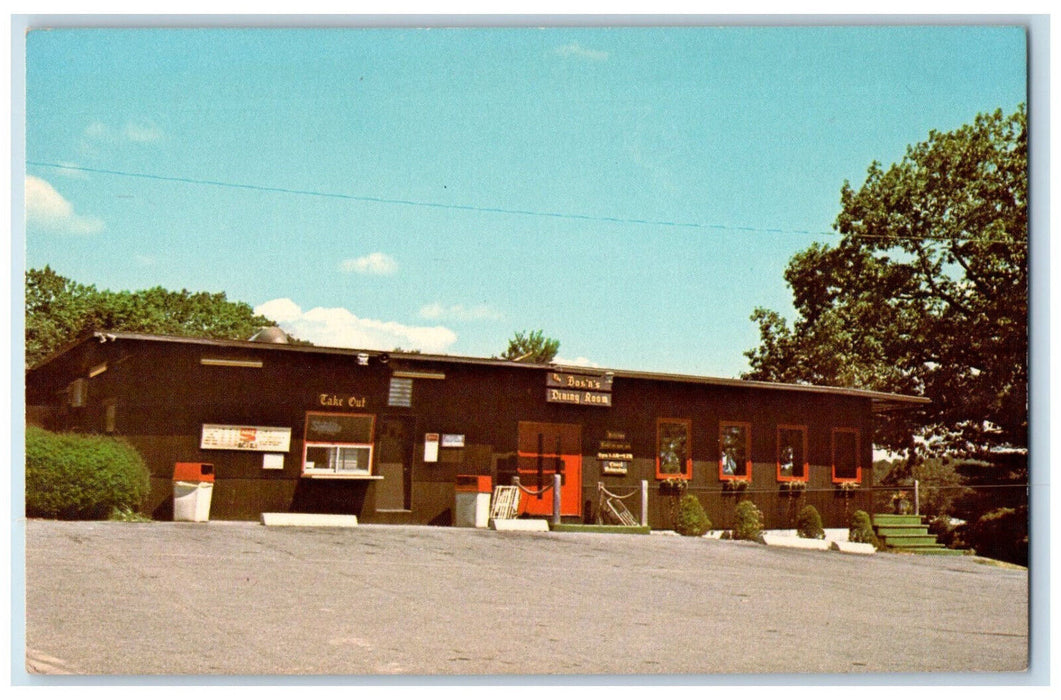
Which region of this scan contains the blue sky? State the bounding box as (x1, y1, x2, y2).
(23, 25, 1027, 377)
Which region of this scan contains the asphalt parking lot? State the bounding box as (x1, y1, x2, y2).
(21, 519, 1029, 679)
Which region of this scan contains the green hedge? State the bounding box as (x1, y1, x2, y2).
(25, 426, 151, 520)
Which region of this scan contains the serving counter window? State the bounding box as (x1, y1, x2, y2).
(302, 412, 376, 478)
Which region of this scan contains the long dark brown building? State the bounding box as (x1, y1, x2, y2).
(25, 331, 929, 529)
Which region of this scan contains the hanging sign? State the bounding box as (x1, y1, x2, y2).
(546, 388, 612, 407)
(546, 371, 613, 407)
(546, 371, 613, 391)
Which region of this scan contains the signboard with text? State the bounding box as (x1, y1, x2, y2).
(201, 424, 292, 452)
(545, 371, 613, 407)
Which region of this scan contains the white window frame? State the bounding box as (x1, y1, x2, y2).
(302, 412, 377, 479)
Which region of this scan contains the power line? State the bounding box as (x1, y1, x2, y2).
(26, 160, 1026, 246)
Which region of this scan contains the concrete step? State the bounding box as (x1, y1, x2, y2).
(876, 526, 930, 537)
(880, 534, 940, 547)
(872, 514, 924, 527)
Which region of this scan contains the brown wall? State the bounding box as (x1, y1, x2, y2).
(26, 336, 878, 528)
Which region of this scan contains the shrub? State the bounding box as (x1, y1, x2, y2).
(960, 506, 1028, 567)
(26, 426, 151, 520)
(733, 499, 763, 541)
(674, 493, 711, 536)
(848, 510, 880, 549)
(796, 505, 825, 539)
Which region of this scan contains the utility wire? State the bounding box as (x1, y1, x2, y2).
(26, 160, 1026, 246)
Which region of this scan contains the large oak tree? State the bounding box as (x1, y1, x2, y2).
(744, 106, 1027, 461)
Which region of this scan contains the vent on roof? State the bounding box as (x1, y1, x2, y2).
(249, 327, 289, 344)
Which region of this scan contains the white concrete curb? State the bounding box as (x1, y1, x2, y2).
(762, 533, 831, 551)
(830, 541, 877, 555)
(260, 513, 359, 527)
(490, 518, 550, 532)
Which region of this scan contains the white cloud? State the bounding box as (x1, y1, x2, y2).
(554, 356, 600, 368)
(84, 120, 164, 144)
(340, 252, 398, 276)
(25, 175, 104, 234)
(254, 298, 458, 354)
(122, 121, 164, 143)
(554, 42, 609, 61)
(419, 302, 504, 322)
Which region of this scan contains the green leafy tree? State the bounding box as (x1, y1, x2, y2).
(499, 329, 560, 364)
(743, 107, 1028, 565)
(25, 266, 287, 366)
(744, 106, 1027, 462)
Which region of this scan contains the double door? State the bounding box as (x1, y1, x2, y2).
(517, 421, 582, 517)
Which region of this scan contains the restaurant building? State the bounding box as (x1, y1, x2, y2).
(25, 330, 929, 529)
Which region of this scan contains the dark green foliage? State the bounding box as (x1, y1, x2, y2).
(26, 266, 289, 367)
(732, 500, 763, 542)
(743, 106, 1027, 458)
(796, 505, 825, 539)
(848, 510, 880, 549)
(928, 515, 961, 549)
(875, 456, 971, 518)
(25, 426, 151, 519)
(943, 453, 1027, 565)
(499, 329, 560, 364)
(674, 493, 711, 537)
(960, 506, 1028, 567)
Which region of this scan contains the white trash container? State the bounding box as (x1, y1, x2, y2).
(454, 475, 492, 528)
(172, 463, 215, 522)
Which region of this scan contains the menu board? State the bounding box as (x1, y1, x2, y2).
(200, 424, 292, 452)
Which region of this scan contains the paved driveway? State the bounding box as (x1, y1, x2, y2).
(21, 520, 1028, 679)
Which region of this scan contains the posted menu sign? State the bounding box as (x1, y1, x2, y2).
(201, 424, 292, 452)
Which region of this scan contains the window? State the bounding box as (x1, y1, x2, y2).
(656, 418, 692, 480)
(832, 428, 861, 483)
(302, 412, 376, 478)
(388, 377, 413, 407)
(719, 422, 751, 480)
(777, 425, 808, 482)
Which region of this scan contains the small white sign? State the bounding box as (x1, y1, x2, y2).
(441, 434, 465, 448)
(262, 453, 285, 470)
(424, 433, 440, 463)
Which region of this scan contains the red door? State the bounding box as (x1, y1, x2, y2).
(517, 422, 582, 517)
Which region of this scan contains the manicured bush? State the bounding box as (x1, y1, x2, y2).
(26, 426, 151, 520)
(796, 505, 825, 539)
(674, 493, 712, 536)
(848, 510, 880, 549)
(733, 499, 763, 542)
